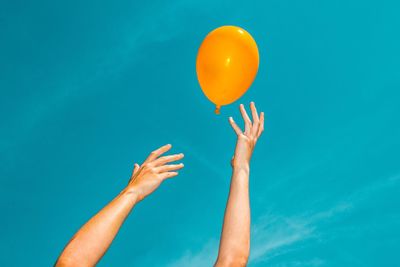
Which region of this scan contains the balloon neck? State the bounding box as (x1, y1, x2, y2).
(215, 105, 221, 115)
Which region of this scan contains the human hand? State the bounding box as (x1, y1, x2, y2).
(229, 102, 264, 170)
(126, 144, 184, 202)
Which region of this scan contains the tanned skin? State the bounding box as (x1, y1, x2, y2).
(215, 102, 264, 267)
(55, 102, 264, 267)
(55, 144, 184, 267)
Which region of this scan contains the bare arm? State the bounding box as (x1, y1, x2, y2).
(215, 102, 264, 267)
(55, 144, 184, 267)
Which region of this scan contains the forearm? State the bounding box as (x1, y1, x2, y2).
(216, 164, 251, 265)
(216, 102, 264, 266)
(55, 144, 184, 266)
(56, 188, 138, 266)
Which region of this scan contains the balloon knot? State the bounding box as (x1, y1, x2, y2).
(215, 105, 221, 115)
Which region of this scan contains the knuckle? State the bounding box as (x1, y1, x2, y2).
(150, 167, 156, 172)
(144, 163, 152, 169)
(144, 164, 154, 171)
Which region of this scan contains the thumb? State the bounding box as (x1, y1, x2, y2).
(132, 163, 140, 175)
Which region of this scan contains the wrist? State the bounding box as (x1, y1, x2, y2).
(121, 186, 141, 203)
(232, 161, 250, 174)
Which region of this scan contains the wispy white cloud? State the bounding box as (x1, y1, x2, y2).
(165, 173, 400, 266)
(250, 203, 352, 264)
(166, 239, 218, 267)
(272, 258, 326, 267)
(251, 173, 400, 264)
(251, 174, 400, 263)
(165, 203, 350, 267)
(348, 172, 400, 204)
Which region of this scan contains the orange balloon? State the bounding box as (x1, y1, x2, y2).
(196, 25, 259, 114)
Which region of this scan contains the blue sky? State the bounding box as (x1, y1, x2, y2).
(1, 0, 399, 266)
